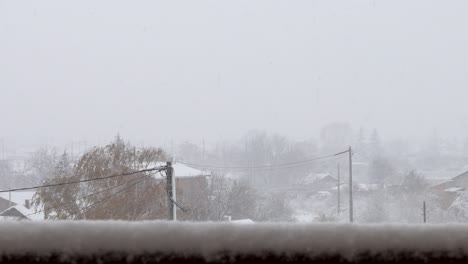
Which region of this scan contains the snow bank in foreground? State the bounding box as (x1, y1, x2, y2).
(0, 221, 468, 260)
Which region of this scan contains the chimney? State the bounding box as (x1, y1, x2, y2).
(25, 199, 30, 209)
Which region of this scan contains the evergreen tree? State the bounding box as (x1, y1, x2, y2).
(355, 127, 368, 156)
(369, 129, 383, 158)
(53, 151, 72, 177)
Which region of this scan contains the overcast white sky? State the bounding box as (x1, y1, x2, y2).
(1, 0, 468, 149)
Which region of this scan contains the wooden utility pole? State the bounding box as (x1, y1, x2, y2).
(423, 201, 426, 223)
(349, 146, 353, 223)
(133, 147, 137, 170)
(202, 138, 205, 161)
(166, 161, 176, 220)
(1, 138, 4, 160)
(250, 159, 254, 185)
(337, 164, 341, 215)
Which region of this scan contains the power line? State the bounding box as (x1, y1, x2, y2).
(111, 171, 167, 218)
(212, 156, 343, 172)
(159, 169, 187, 212)
(0, 166, 166, 193)
(177, 150, 348, 170)
(166, 190, 188, 212)
(354, 151, 371, 161)
(26, 174, 152, 217)
(70, 175, 152, 218)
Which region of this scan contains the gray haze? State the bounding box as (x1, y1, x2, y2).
(2, 0, 468, 148)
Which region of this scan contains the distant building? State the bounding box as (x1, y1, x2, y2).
(302, 173, 337, 191)
(431, 170, 468, 209)
(431, 171, 468, 191)
(231, 219, 255, 224)
(0, 191, 43, 220)
(0, 205, 31, 220)
(153, 162, 211, 220)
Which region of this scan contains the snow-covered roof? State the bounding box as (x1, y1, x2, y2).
(444, 187, 464, 193)
(453, 170, 468, 181)
(421, 170, 465, 180)
(0, 205, 44, 221)
(231, 219, 254, 224)
(153, 162, 210, 179)
(303, 173, 335, 185)
(429, 179, 452, 187)
(0, 206, 30, 220)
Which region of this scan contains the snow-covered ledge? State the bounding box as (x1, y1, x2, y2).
(0, 221, 468, 263)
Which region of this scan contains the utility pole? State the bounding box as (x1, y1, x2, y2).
(202, 138, 205, 161)
(337, 163, 340, 215)
(133, 147, 137, 170)
(250, 159, 253, 185)
(166, 161, 176, 220)
(423, 201, 426, 223)
(134, 146, 138, 196)
(1, 138, 4, 160)
(172, 161, 177, 221)
(349, 146, 353, 223)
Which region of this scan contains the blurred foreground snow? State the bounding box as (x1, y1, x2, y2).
(0, 221, 468, 262)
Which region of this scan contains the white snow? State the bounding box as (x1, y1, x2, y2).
(231, 219, 255, 224)
(445, 187, 464, 193)
(293, 210, 317, 223)
(0, 205, 44, 221)
(357, 183, 379, 191)
(303, 173, 335, 185)
(0, 191, 36, 206)
(0, 222, 468, 259)
(153, 162, 210, 179)
(0, 191, 44, 220)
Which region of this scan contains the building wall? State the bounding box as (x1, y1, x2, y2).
(176, 176, 209, 221)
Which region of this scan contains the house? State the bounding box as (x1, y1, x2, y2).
(231, 219, 255, 224)
(153, 162, 211, 192)
(153, 162, 211, 220)
(431, 170, 468, 191)
(0, 191, 43, 220)
(0, 205, 32, 220)
(301, 173, 337, 193)
(430, 170, 468, 209)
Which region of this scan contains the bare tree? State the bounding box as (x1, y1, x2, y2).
(25, 147, 58, 185)
(33, 136, 168, 220)
(0, 160, 13, 189)
(205, 174, 293, 222)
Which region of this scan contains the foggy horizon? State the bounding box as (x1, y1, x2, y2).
(6, 0, 468, 251)
(2, 0, 468, 150)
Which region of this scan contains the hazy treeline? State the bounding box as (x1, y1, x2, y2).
(2, 123, 468, 223)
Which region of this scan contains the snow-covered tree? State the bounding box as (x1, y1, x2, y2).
(368, 129, 383, 158)
(320, 123, 353, 154)
(25, 147, 58, 185)
(33, 136, 168, 220)
(355, 127, 368, 156)
(0, 160, 13, 189)
(447, 192, 468, 221)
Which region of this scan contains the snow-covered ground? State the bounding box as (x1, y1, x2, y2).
(0, 221, 468, 260)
